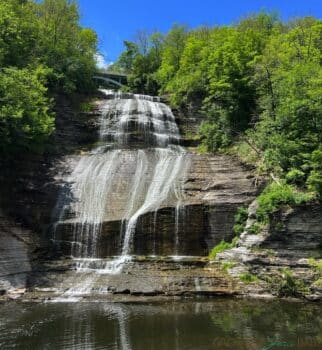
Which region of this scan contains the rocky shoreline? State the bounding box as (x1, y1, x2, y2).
(1, 248, 321, 303)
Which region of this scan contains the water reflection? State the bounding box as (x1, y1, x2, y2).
(0, 299, 321, 350)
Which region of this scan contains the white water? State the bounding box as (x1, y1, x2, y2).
(194, 277, 202, 292)
(54, 90, 190, 274)
(121, 147, 187, 256)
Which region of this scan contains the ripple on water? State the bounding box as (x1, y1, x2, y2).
(0, 299, 321, 350)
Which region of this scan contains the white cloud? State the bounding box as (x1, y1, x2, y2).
(95, 53, 113, 70)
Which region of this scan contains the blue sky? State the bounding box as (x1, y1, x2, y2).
(77, 0, 322, 67)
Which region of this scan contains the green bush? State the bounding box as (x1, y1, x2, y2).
(285, 169, 305, 185)
(307, 170, 322, 198)
(209, 237, 238, 259)
(0, 67, 54, 153)
(256, 182, 314, 222)
(275, 268, 308, 297)
(239, 273, 258, 283)
(80, 101, 95, 113)
(246, 222, 262, 235)
(308, 258, 322, 276)
(221, 261, 236, 273)
(233, 206, 248, 235)
(199, 120, 231, 152)
(313, 278, 322, 287)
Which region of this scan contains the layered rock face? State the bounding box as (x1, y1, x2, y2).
(0, 91, 321, 301)
(0, 94, 100, 294)
(0, 91, 261, 296)
(52, 92, 260, 258)
(217, 202, 322, 301)
(53, 153, 260, 257)
(259, 204, 322, 257)
(0, 211, 32, 292)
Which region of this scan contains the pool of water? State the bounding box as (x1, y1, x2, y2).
(0, 299, 321, 350)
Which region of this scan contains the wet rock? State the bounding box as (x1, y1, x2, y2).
(54, 152, 261, 257)
(0, 211, 32, 293)
(1, 92, 320, 303)
(13, 257, 238, 301)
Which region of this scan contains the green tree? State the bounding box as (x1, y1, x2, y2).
(110, 40, 139, 73)
(112, 32, 164, 94)
(165, 27, 211, 108)
(0, 0, 39, 67)
(0, 0, 99, 156)
(156, 24, 187, 92)
(0, 66, 54, 153)
(200, 14, 279, 150)
(249, 18, 322, 195)
(36, 0, 97, 93)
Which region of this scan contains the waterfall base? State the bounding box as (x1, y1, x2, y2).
(17, 255, 239, 302)
(54, 204, 207, 257)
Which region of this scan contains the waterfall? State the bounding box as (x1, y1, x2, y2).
(54, 90, 190, 273)
(120, 147, 187, 256)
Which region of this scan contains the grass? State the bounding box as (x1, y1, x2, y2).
(246, 222, 263, 235)
(221, 261, 236, 273)
(239, 272, 258, 283)
(209, 237, 238, 259)
(313, 278, 322, 288)
(274, 268, 308, 297)
(308, 258, 322, 276)
(80, 101, 95, 113)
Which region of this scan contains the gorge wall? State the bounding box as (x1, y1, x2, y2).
(50, 91, 261, 261)
(0, 91, 321, 301)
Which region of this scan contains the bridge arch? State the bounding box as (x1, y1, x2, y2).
(94, 72, 128, 88)
(93, 76, 125, 88)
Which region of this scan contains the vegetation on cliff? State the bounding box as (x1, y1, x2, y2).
(0, 0, 97, 154)
(113, 13, 322, 201)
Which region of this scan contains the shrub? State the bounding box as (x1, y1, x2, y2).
(239, 273, 258, 283)
(275, 268, 308, 297)
(285, 169, 305, 185)
(0, 66, 54, 153)
(221, 261, 236, 273)
(199, 120, 231, 153)
(233, 206, 248, 235)
(80, 101, 95, 113)
(256, 182, 314, 222)
(313, 278, 322, 288)
(209, 237, 238, 259)
(308, 258, 322, 276)
(306, 149, 322, 198)
(307, 170, 322, 198)
(246, 222, 262, 235)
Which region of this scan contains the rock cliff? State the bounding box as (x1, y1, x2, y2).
(0, 93, 320, 302)
(217, 201, 322, 301)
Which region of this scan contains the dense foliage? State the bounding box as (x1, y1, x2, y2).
(114, 13, 322, 200)
(0, 0, 97, 154)
(0, 66, 54, 153)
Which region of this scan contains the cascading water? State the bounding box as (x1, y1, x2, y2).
(54, 90, 190, 274)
